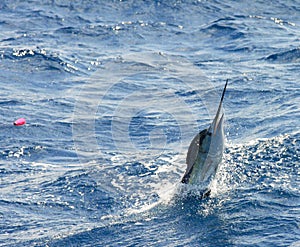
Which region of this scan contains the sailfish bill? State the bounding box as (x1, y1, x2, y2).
(181, 80, 228, 197)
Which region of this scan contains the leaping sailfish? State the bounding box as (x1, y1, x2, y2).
(181, 80, 228, 197)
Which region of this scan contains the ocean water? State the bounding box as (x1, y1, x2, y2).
(0, 1, 299, 246)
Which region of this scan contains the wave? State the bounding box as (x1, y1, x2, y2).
(265, 47, 300, 63)
(1, 48, 80, 73)
(226, 132, 300, 193)
(2, 129, 298, 246)
(38, 132, 299, 246)
(202, 23, 244, 40)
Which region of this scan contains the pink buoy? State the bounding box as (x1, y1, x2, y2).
(14, 118, 26, 126)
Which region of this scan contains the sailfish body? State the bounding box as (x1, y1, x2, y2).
(181, 80, 228, 188)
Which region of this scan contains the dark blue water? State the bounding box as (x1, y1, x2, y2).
(0, 1, 299, 246)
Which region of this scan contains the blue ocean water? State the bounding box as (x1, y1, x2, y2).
(0, 1, 299, 246)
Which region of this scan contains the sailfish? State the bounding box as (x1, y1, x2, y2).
(181, 80, 228, 197)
